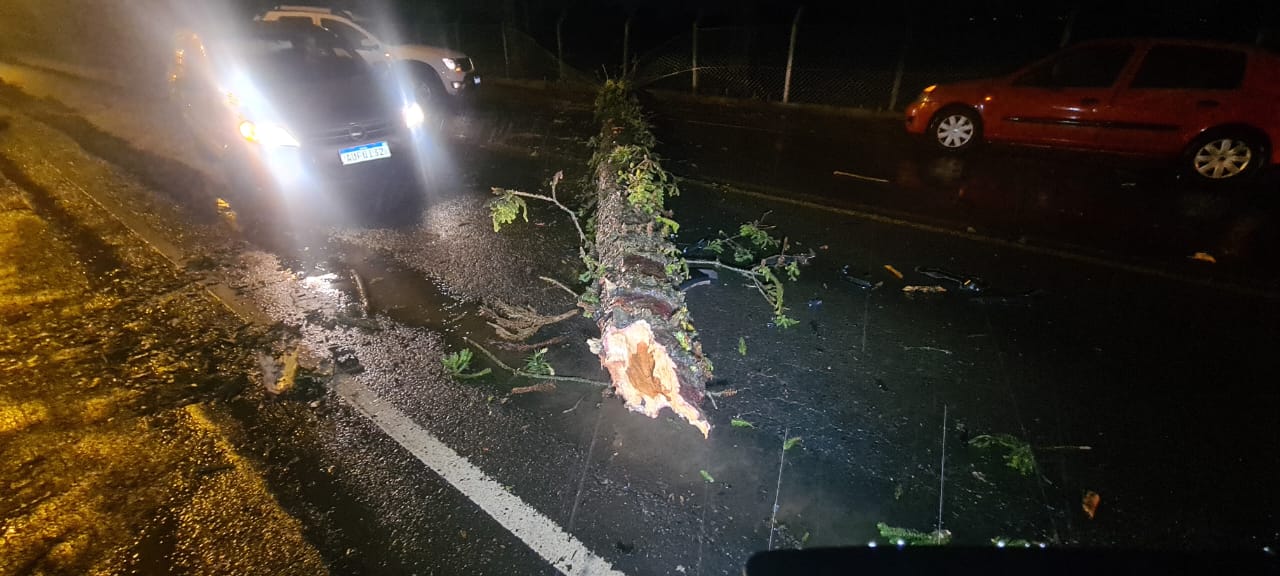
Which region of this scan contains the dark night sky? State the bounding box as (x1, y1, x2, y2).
(280, 0, 1277, 75)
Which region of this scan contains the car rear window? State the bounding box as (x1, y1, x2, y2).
(1130, 45, 1247, 90)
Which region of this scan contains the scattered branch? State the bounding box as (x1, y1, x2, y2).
(491, 334, 571, 353)
(970, 434, 1037, 476)
(464, 337, 609, 387)
(491, 171, 587, 249)
(480, 301, 579, 342)
(539, 275, 579, 299)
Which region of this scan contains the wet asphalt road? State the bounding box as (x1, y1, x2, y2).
(1, 57, 1278, 575)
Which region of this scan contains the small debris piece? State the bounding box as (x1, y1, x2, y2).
(883, 264, 904, 279)
(902, 285, 947, 294)
(730, 418, 754, 428)
(806, 298, 822, 308)
(263, 348, 298, 395)
(737, 337, 747, 356)
(876, 523, 952, 546)
(1082, 490, 1101, 519)
(509, 382, 557, 395)
(1189, 252, 1217, 264)
(875, 378, 889, 392)
(707, 388, 739, 398)
(916, 267, 987, 293)
(699, 470, 715, 483)
(678, 268, 718, 292)
(840, 265, 881, 290)
(783, 436, 803, 451)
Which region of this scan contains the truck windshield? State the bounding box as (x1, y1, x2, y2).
(233, 29, 366, 82)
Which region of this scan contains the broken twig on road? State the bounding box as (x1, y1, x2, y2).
(464, 337, 609, 388)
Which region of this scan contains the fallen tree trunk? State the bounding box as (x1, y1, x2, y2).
(587, 83, 713, 437)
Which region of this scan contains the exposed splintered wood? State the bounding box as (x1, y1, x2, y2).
(599, 319, 709, 437)
(590, 86, 713, 437)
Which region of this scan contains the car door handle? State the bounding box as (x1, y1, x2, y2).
(1080, 97, 1100, 106)
(1196, 99, 1220, 109)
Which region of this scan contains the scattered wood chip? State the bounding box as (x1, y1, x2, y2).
(1189, 252, 1216, 263)
(902, 285, 947, 294)
(883, 264, 904, 279)
(706, 388, 739, 398)
(509, 382, 557, 395)
(1082, 490, 1101, 519)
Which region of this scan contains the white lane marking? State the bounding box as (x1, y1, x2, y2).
(833, 170, 890, 184)
(336, 378, 625, 576)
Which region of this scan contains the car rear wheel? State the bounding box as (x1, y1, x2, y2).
(1185, 130, 1266, 182)
(928, 108, 982, 152)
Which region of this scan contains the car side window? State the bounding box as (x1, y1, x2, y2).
(322, 19, 376, 49)
(274, 16, 315, 27)
(1130, 45, 1247, 90)
(1014, 44, 1134, 88)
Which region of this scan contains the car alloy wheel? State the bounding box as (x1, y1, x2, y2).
(1192, 138, 1253, 180)
(935, 113, 976, 149)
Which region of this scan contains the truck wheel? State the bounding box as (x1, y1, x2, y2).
(412, 66, 446, 108)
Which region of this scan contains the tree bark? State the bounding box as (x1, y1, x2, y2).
(590, 105, 713, 437)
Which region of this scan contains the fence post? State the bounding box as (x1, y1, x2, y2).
(622, 15, 632, 77)
(556, 10, 565, 82)
(691, 16, 700, 94)
(782, 7, 804, 104)
(887, 23, 911, 111)
(501, 20, 510, 78)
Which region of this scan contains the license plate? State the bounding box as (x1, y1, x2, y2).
(473, 76, 481, 85)
(339, 141, 391, 165)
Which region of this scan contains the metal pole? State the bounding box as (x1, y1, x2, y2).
(556, 11, 565, 82)
(1059, 4, 1079, 48)
(888, 23, 911, 111)
(782, 7, 803, 104)
(691, 17, 699, 94)
(622, 15, 632, 77)
(501, 20, 510, 78)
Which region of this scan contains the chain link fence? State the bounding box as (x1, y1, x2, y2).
(454, 7, 1074, 111)
(453, 3, 1273, 112)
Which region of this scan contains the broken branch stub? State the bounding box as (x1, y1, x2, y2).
(589, 82, 712, 437)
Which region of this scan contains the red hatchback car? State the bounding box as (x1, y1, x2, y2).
(905, 38, 1280, 182)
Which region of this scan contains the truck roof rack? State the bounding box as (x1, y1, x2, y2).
(274, 5, 333, 13)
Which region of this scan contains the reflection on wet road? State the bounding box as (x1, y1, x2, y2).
(649, 98, 1280, 289)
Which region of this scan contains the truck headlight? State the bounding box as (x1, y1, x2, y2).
(441, 57, 461, 72)
(402, 102, 425, 128)
(239, 121, 299, 147)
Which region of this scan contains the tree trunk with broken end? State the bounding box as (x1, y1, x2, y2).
(588, 84, 713, 437)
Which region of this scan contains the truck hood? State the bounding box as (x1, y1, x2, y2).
(389, 44, 467, 62)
